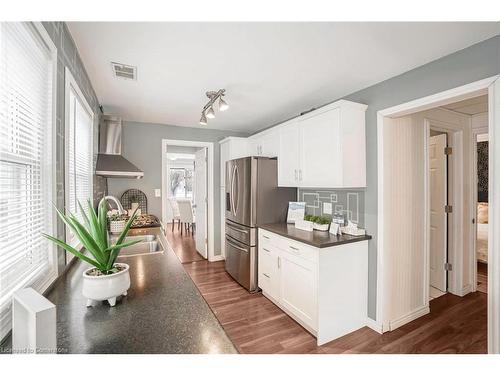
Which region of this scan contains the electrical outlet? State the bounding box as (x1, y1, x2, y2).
(323, 202, 332, 215)
(154, 189, 161, 198)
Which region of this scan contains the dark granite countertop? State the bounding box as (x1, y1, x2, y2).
(259, 223, 372, 248)
(1, 227, 237, 354)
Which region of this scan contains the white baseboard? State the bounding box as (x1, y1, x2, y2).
(389, 306, 430, 331)
(366, 317, 383, 334)
(459, 284, 473, 296)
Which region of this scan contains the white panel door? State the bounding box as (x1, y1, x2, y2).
(299, 108, 341, 187)
(278, 120, 300, 186)
(429, 134, 448, 292)
(195, 148, 208, 258)
(280, 252, 317, 329)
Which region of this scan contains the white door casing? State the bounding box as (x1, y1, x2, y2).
(195, 148, 208, 258)
(429, 133, 448, 292)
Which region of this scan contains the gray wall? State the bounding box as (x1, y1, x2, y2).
(338, 35, 500, 319)
(107, 121, 248, 256)
(42, 22, 105, 274)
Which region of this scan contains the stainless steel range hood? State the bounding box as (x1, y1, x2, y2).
(95, 115, 144, 179)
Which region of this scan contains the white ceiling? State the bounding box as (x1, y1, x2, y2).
(68, 22, 500, 133)
(442, 95, 488, 115)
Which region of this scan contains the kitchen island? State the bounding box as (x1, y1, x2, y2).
(2, 228, 237, 354)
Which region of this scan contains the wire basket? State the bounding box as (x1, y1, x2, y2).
(120, 189, 148, 214)
(109, 220, 126, 234)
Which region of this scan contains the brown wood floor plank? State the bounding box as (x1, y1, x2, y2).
(165, 223, 205, 263)
(182, 258, 487, 354)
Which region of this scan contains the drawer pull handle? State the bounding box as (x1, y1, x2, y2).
(263, 273, 270, 278)
(263, 235, 270, 239)
(289, 246, 300, 251)
(263, 248, 270, 253)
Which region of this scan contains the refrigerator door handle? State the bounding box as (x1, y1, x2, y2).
(232, 164, 239, 216)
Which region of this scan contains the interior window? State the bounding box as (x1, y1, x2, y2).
(169, 168, 194, 199)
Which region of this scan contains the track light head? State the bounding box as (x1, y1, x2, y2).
(206, 106, 216, 119)
(199, 112, 207, 125)
(219, 97, 229, 111)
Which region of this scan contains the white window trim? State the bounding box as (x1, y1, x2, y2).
(32, 22, 59, 291)
(64, 67, 94, 250)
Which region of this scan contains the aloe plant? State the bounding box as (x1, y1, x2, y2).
(43, 199, 141, 275)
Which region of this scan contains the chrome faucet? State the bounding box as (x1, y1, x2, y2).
(100, 195, 126, 215)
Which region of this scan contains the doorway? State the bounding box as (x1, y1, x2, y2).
(161, 139, 215, 262)
(376, 76, 500, 353)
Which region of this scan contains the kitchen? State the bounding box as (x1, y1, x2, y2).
(1, 12, 499, 370)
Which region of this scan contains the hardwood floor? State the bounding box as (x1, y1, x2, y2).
(164, 223, 205, 263)
(477, 262, 488, 294)
(183, 259, 487, 354)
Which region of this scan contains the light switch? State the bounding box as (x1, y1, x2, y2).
(323, 202, 332, 215)
(154, 189, 161, 198)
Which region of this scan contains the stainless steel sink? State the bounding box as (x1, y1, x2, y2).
(110, 234, 163, 257)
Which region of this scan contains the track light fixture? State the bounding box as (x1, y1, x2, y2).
(200, 89, 229, 125)
(199, 112, 207, 125)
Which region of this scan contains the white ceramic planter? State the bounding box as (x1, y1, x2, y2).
(82, 263, 130, 307)
(313, 223, 330, 231)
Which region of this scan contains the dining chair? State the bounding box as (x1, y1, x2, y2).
(177, 199, 195, 235)
(167, 197, 181, 231)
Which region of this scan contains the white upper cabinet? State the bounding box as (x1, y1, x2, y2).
(248, 128, 280, 157)
(219, 137, 249, 187)
(278, 100, 367, 188)
(277, 119, 301, 187)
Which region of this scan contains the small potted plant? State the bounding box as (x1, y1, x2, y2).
(43, 199, 140, 307)
(109, 213, 126, 234)
(312, 216, 331, 231)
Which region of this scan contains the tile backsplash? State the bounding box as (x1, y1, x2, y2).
(298, 188, 365, 228)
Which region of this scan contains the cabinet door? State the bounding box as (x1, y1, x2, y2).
(299, 108, 341, 187)
(258, 243, 280, 301)
(248, 136, 261, 156)
(278, 121, 300, 187)
(261, 130, 279, 158)
(280, 252, 317, 329)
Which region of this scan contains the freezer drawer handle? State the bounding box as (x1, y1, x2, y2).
(227, 238, 249, 253)
(226, 223, 248, 234)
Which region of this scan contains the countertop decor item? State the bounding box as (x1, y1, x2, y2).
(287, 202, 306, 223)
(303, 214, 331, 231)
(42, 199, 140, 307)
(340, 220, 366, 236)
(294, 219, 314, 232)
(121, 188, 148, 214)
(109, 213, 126, 234)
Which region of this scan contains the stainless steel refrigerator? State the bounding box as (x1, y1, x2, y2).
(225, 157, 296, 291)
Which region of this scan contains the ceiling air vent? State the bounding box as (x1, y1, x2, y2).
(111, 62, 137, 80)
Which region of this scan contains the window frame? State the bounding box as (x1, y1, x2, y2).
(64, 67, 94, 250)
(30, 22, 58, 292)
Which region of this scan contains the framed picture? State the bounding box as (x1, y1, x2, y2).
(287, 202, 306, 223)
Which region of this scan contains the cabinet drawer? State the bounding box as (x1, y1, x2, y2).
(280, 239, 317, 263)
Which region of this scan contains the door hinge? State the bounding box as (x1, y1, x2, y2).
(445, 205, 453, 213)
(444, 263, 453, 271)
(444, 147, 452, 155)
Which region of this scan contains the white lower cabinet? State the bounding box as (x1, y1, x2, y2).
(258, 229, 368, 345)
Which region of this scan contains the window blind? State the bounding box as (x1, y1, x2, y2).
(0, 23, 56, 340)
(65, 74, 93, 249)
